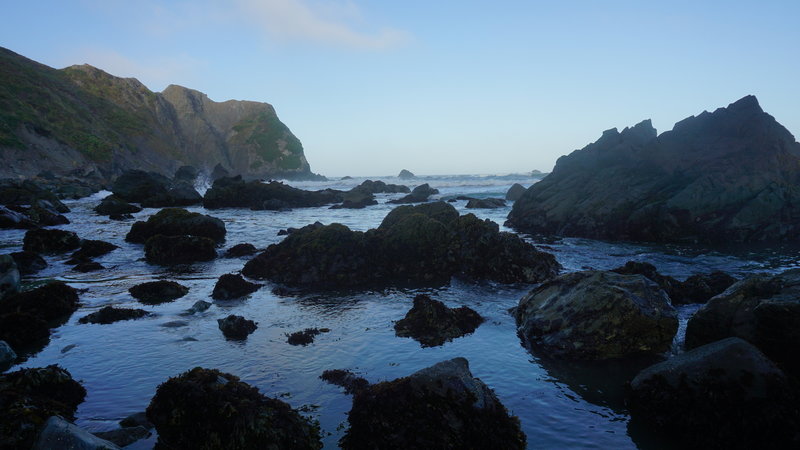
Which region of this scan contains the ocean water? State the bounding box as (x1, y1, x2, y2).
(2, 173, 799, 449)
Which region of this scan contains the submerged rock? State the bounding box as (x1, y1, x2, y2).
(0, 365, 87, 449)
(465, 198, 506, 209)
(126, 208, 226, 243)
(94, 195, 142, 216)
(341, 357, 525, 449)
(203, 175, 342, 210)
(33, 416, 121, 450)
(223, 243, 257, 258)
(320, 369, 369, 395)
(515, 271, 678, 360)
(507, 96, 800, 244)
(627, 337, 799, 448)
(217, 315, 257, 340)
(0, 340, 16, 371)
(243, 202, 559, 288)
(73, 261, 104, 272)
(146, 367, 322, 449)
(23, 229, 81, 254)
(505, 183, 527, 201)
(78, 306, 151, 325)
(144, 234, 217, 265)
(0, 254, 19, 301)
(394, 294, 484, 347)
(685, 269, 800, 377)
(183, 300, 212, 315)
(129, 280, 189, 305)
(10, 251, 47, 275)
(286, 328, 329, 346)
(211, 274, 261, 300)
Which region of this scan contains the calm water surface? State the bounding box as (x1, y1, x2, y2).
(2, 174, 798, 449)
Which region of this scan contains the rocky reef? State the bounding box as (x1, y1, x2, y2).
(507, 96, 800, 243)
(203, 176, 342, 210)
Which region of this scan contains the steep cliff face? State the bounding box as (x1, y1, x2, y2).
(506, 96, 800, 244)
(0, 47, 314, 180)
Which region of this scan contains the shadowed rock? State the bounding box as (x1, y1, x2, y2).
(93, 426, 149, 448)
(218, 315, 257, 340)
(0, 340, 15, 371)
(78, 306, 150, 324)
(129, 281, 189, 305)
(320, 369, 369, 395)
(612, 261, 735, 305)
(9, 251, 46, 275)
(466, 198, 506, 209)
(394, 294, 484, 347)
(212, 274, 261, 300)
(203, 176, 342, 210)
(387, 183, 439, 204)
(126, 208, 226, 243)
(505, 183, 527, 201)
(223, 243, 257, 258)
(23, 229, 81, 254)
(69, 239, 118, 262)
(94, 195, 142, 216)
(144, 235, 217, 265)
(286, 328, 329, 346)
(34, 416, 120, 450)
(0, 255, 19, 301)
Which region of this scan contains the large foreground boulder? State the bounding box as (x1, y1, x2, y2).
(507, 96, 800, 244)
(144, 235, 217, 265)
(243, 202, 559, 287)
(394, 294, 484, 347)
(0, 282, 80, 349)
(515, 271, 678, 360)
(146, 367, 322, 449)
(685, 269, 800, 376)
(341, 358, 525, 449)
(23, 229, 81, 254)
(203, 176, 342, 209)
(126, 208, 226, 243)
(0, 365, 87, 449)
(627, 337, 799, 448)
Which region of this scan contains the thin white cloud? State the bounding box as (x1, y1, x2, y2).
(234, 0, 410, 50)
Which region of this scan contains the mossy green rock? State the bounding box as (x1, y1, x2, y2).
(126, 208, 226, 243)
(146, 367, 322, 449)
(516, 271, 678, 360)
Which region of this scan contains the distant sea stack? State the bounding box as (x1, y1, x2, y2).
(507, 96, 800, 244)
(0, 47, 319, 181)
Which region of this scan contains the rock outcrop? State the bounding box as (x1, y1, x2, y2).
(243, 202, 559, 288)
(217, 315, 257, 340)
(0, 47, 318, 180)
(129, 280, 189, 305)
(33, 416, 121, 450)
(146, 367, 321, 448)
(0, 282, 80, 350)
(394, 294, 484, 347)
(341, 358, 525, 449)
(22, 229, 81, 254)
(507, 96, 800, 243)
(515, 271, 678, 360)
(505, 183, 527, 201)
(398, 169, 415, 179)
(387, 183, 439, 204)
(78, 306, 151, 325)
(144, 234, 217, 265)
(685, 269, 800, 377)
(627, 337, 799, 448)
(465, 198, 506, 209)
(211, 274, 261, 300)
(203, 176, 342, 210)
(126, 208, 226, 243)
(611, 261, 736, 305)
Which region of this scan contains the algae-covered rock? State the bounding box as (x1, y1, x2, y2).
(203, 176, 342, 210)
(212, 274, 261, 300)
(516, 271, 678, 360)
(387, 183, 439, 204)
(0, 365, 87, 449)
(0, 281, 80, 322)
(94, 195, 142, 216)
(286, 328, 328, 346)
(144, 235, 217, 265)
(394, 294, 484, 347)
(70, 239, 118, 262)
(341, 357, 525, 449)
(78, 306, 150, 325)
(627, 337, 799, 448)
(217, 315, 257, 340)
(320, 369, 369, 395)
(9, 251, 47, 275)
(146, 367, 322, 449)
(23, 229, 81, 254)
(126, 208, 226, 243)
(129, 280, 189, 305)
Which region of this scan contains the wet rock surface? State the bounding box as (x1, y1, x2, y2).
(94, 195, 142, 216)
(126, 207, 226, 243)
(212, 273, 261, 300)
(394, 294, 484, 347)
(128, 280, 189, 305)
(685, 268, 800, 376)
(23, 228, 81, 254)
(612, 261, 735, 305)
(515, 271, 678, 360)
(218, 315, 258, 340)
(144, 234, 217, 265)
(78, 306, 151, 325)
(243, 202, 559, 287)
(203, 175, 343, 210)
(627, 337, 800, 448)
(146, 367, 322, 449)
(341, 357, 525, 449)
(0, 365, 87, 449)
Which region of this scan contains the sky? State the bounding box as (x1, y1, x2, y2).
(1, 1, 799, 177)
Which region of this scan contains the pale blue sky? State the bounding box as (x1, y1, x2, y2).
(2, 1, 798, 176)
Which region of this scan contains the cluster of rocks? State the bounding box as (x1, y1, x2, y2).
(243, 202, 560, 287)
(330, 180, 410, 209)
(0, 178, 80, 229)
(611, 261, 736, 305)
(125, 208, 225, 265)
(387, 183, 439, 204)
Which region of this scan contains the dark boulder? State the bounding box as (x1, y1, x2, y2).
(210, 163, 230, 181)
(505, 183, 527, 201)
(211, 274, 261, 300)
(0, 179, 69, 212)
(507, 96, 800, 244)
(93, 425, 150, 448)
(0, 281, 80, 322)
(0, 255, 19, 301)
(286, 328, 329, 346)
(78, 306, 151, 324)
(24, 200, 70, 226)
(0, 205, 36, 229)
(465, 198, 506, 209)
(70, 239, 118, 261)
(0, 312, 49, 350)
(320, 369, 369, 395)
(183, 300, 211, 315)
(23, 229, 81, 254)
(680, 270, 737, 303)
(73, 261, 104, 272)
(174, 165, 198, 182)
(515, 271, 678, 360)
(243, 202, 559, 287)
(685, 269, 800, 377)
(611, 261, 684, 302)
(126, 208, 226, 243)
(144, 235, 217, 265)
(353, 179, 409, 194)
(330, 188, 377, 209)
(218, 315, 258, 340)
(203, 175, 342, 209)
(0, 340, 16, 371)
(140, 182, 203, 208)
(10, 251, 47, 275)
(94, 195, 142, 216)
(146, 367, 321, 449)
(341, 357, 525, 449)
(119, 412, 154, 430)
(387, 183, 439, 204)
(398, 169, 415, 179)
(0, 365, 87, 449)
(129, 281, 189, 305)
(111, 170, 171, 203)
(223, 243, 257, 257)
(627, 337, 799, 448)
(394, 294, 484, 347)
(33, 416, 121, 450)
(109, 213, 133, 221)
